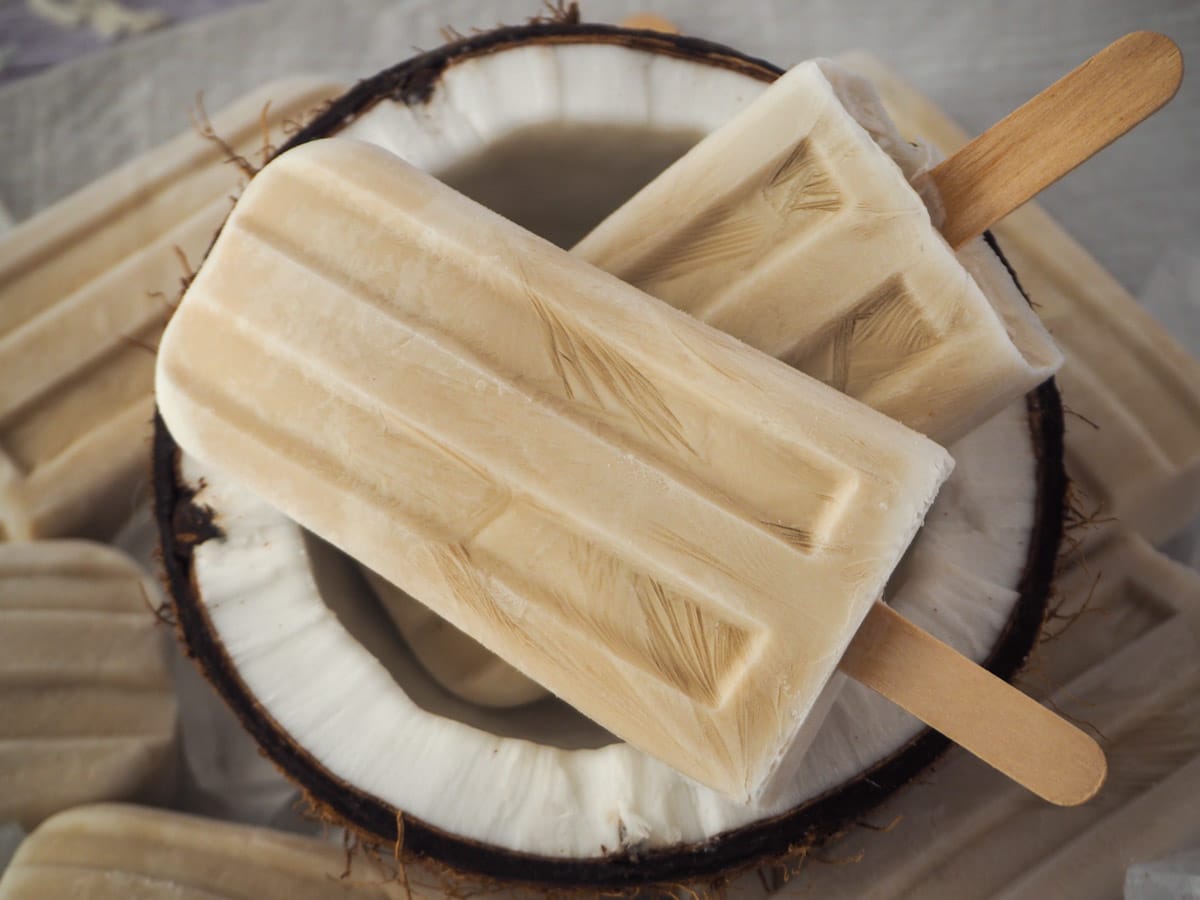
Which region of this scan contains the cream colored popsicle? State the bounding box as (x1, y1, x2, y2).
(0, 804, 413, 899)
(573, 59, 1062, 445)
(0, 541, 178, 829)
(156, 138, 955, 803)
(841, 50, 1200, 547)
(0, 76, 344, 542)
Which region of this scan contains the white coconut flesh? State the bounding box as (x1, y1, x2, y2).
(177, 42, 1041, 858)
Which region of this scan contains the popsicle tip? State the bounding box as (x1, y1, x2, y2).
(1124, 29, 1181, 55)
(1045, 729, 1108, 807)
(1121, 30, 1184, 101)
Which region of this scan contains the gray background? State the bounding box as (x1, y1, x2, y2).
(1, 0, 1198, 296)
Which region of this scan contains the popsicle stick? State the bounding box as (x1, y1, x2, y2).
(932, 31, 1183, 248)
(840, 602, 1107, 806)
(618, 13, 680, 33)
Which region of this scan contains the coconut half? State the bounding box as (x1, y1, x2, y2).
(154, 22, 1064, 889)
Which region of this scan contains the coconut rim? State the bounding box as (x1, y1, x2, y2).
(151, 21, 1066, 890)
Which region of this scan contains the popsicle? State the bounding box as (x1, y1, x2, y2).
(569, 60, 1047, 445)
(156, 139, 1101, 805)
(0, 541, 178, 828)
(0, 804, 413, 899)
(0, 76, 344, 541)
(574, 33, 1181, 444)
(841, 50, 1200, 547)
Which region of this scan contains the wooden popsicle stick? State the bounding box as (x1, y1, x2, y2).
(618, 13, 680, 34)
(839, 602, 1107, 806)
(932, 31, 1183, 248)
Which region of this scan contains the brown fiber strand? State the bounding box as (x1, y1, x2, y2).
(171, 244, 195, 280)
(189, 91, 259, 179)
(136, 577, 176, 627)
(1062, 402, 1101, 431)
(395, 812, 415, 900)
(330, 823, 423, 893)
(1041, 568, 1107, 642)
(1047, 477, 1112, 635)
(171, 242, 200, 303)
(1061, 480, 1117, 543)
(528, 1, 580, 26)
(1026, 486, 1117, 705)
(762, 842, 821, 887)
(257, 100, 277, 166)
(282, 97, 339, 139)
(1039, 687, 1109, 745)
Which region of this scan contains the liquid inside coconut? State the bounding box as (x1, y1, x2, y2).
(304, 122, 703, 751)
(439, 123, 705, 248)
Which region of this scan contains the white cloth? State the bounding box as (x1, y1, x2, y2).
(1, 0, 1198, 293)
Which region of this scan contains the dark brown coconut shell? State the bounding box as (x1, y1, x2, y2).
(153, 21, 1066, 891)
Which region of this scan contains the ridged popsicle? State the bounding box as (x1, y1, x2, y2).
(0, 77, 344, 541)
(155, 138, 953, 802)
(573, 60, 1062, 445)
(0, 541, 178, 828)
